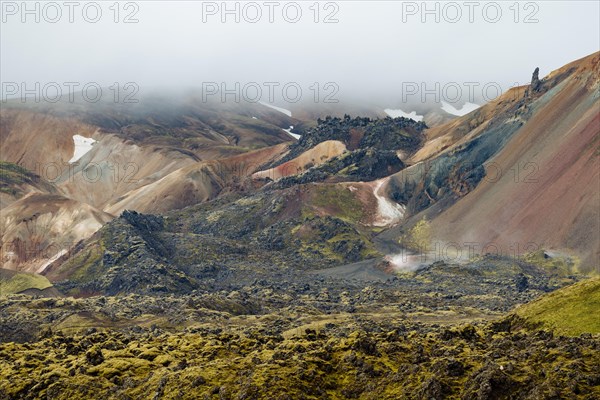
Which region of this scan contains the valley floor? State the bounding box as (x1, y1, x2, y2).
(1, 260, 598, 399)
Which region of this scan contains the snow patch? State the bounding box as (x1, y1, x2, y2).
(252, 116, 258, 119)
(283, 125, 301, 140)
(69, 135, 96, 163)
(441, 101, 480, 117)
(373, 178, 404, 227)
(259, 101, 292, 117)
(384, 108, 424, 122)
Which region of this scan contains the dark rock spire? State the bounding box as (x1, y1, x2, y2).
(531, 67, 542, 92)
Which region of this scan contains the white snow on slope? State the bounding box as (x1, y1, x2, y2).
(283, 125, 301, 140)
(69, 135, 96, 163)
(259, 101, 292, 117)
(373, 178, 405, 227)
(441, 101, 480, 117)
(384, 108, 424, 122)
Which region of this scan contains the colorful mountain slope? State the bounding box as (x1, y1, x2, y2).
(385, 52, 599, 272)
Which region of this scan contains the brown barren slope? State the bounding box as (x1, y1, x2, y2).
(431, 52, 600, 271)
(252, 140, 347, 181)
(105, 143, 289, 214)
(1, 193, 113, 273)
(0, 109, 97, 170)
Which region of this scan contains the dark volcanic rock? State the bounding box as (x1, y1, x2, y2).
(531, 67, 542, 92)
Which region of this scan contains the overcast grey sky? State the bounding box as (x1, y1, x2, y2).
(1, 1, 599, 105)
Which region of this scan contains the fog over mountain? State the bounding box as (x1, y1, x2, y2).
(2, 1, 599, 107)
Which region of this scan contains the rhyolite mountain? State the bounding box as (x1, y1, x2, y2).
(1, 93, 297, 272)
(395, 52, 599, 270)
(3, 52, 597, 278)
